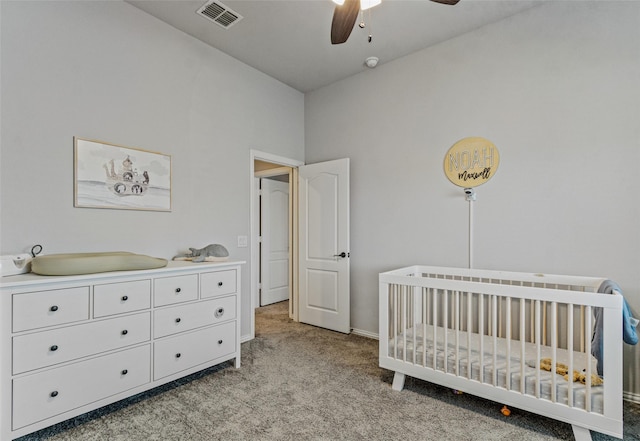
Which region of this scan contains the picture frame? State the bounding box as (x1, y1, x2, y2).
(74, 137, 172, 211)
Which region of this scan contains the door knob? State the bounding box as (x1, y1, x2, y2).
(333, 252, 347, 258)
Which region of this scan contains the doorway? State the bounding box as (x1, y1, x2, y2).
(249, 150, 351, 340)
(249, 151, 303, 340)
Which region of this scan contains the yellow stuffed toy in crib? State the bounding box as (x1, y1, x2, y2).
(539, 357, 603, 386)
(563, 370, 604, 386)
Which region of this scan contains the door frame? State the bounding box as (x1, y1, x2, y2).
(249, 150, 303, 340)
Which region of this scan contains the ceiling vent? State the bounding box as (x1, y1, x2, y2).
(196, 0, 243, 29)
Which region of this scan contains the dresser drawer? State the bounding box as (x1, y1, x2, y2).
(200, 270, 237, 298)
(153, 321, 236, 380)
(94, 279, 151, 318)
(12, 287, 90, 333)
(13, 312, 151, 374)
(154, 274, 198, 307)
(13, 345, 151, 430)
(154, 295, 237, 338)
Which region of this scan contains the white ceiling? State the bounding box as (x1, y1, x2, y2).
(127, 0, 545, 93)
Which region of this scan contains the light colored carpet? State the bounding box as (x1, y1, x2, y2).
(17, 301, 640, 440)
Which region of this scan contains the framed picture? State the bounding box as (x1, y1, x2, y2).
(74, 137, 172, 211)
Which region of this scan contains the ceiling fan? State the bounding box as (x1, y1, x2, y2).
(331, 0, 460, 45)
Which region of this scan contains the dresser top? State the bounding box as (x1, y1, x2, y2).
(0, 260, 245, 289)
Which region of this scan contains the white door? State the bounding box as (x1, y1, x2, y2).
(260, 178, 290, 306)
(298, 158, 350, 334)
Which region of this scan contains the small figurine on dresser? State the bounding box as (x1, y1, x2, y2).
(173, 244, 229, 262)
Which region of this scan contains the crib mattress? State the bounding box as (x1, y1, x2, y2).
(388, 325, 604, 413)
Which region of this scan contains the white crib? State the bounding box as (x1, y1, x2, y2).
(379, 266, 623, 440)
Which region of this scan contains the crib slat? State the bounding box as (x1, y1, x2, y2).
(432, 288, 438, 370)
(580, 305, 585, 352)
(535, 299, 541, 399)
(585, 305, 592, 412)
(467, 291, 472, 380)
(530, 302, 535, 345)
(505, 297, 511, 391)
(443, 289, 449, 373)
(543, 300, 547, 346)
(492, 295, 498, 386)
(567, 302, 574, 407)
(479, 293, 484, 383)
(411, 286, 416, 366)
(393, 285, 398, 360)
(422, 287, 427, 368)
(402, 285, 408, 363)
(520, 298, 526, 394)
(551, 301, 557, 403)
(498, 293, 503, 338)
(455, 290, 460, 376)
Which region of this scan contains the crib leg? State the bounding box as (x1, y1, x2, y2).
(392, 372, 405, 391)
(571, 425, 592, 441)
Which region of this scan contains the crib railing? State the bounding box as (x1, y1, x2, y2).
(416, 269, 600, 351)
(379, 266, 623, 439)
(388, 284, 593, 355)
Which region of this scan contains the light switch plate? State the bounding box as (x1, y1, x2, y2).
(237, 235, 248, 248)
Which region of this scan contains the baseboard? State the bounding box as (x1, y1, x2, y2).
(624, 390, 640, 404)
(351, 328, 379, 340)
(245, 329, 379, 341)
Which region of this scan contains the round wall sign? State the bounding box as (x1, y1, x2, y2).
(443, 137, 500, 188)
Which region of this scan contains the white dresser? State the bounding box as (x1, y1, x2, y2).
(0, 260, 243, 440)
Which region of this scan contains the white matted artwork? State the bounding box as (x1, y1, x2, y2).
(74, 137, 172, 211)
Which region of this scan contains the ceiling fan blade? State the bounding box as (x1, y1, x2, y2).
(331, 0, 361, 45)
(430, 0, 460, 4)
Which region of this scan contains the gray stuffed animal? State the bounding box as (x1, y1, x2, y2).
(173, 244, 229, 262)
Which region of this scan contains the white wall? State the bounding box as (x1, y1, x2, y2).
(0, 1, 305, 338)
(305, 1, 640, 396)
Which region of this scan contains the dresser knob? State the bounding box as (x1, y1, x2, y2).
(175, 288, 181, 293)
(50, 391, 59, 398)
(175, 353, 181, 358)
(175, 318, 181, 323)
(121, 295, 128, 301)
(121, 330, 128, 335)
(214, 307, 225, 318)
(50, 345, 59, 352)
(218, 282, 223, 287)
(50, 305, 59, 312)
(218, 340, 223, 345)
(121, 369, 128, 375)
